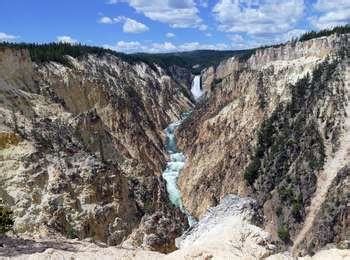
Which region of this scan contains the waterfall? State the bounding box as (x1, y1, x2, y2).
(191, 75, 203, 100)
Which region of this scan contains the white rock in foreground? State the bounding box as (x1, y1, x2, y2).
(267, 249, 350, 260)
(168, 195, 275, 259)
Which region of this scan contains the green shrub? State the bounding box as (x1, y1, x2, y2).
(66, 224, 78, 239)
(278, 187, 294, 202)
(276, 206, 282, 217)
(277, 225, 290, 242)
(0, 202, 14, 234)
(244, 159, 260, 185)
(292, 201, 302, 221)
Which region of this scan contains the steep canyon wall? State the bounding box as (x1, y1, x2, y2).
(176, 33, 349, 254)
(0, 48, 193, 252)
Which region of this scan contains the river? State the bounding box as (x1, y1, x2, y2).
(162, 75, 203, 226)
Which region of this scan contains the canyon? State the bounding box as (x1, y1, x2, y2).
(0, 31, 349, 259)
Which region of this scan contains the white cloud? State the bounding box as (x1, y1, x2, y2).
(149, 42, 178, 52)
(198, 0, 209, 8)
(103, 40, 230, 53)
(166, 32, 176, 38)
(109, 0, 206, 30)
(198, 24, 208, 31)
(104, 41, 142, 53)
(314, 0, 350, 12)
(98, 15, 149, 33)
(0, 32, 18, 42)
(179, 42, 229, 51)
(281, 29, 306, 41)
(98, 16, 116, 24)
(311, 0, 350, 29)
(228, 34, 244, 42)
(123, 18, 149, 33)
(213, 0, 305, 35)
(56, 35, 78, 44)
(229, 28, 307, 50)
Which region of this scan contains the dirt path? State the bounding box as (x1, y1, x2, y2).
(292, 61, 350, 254)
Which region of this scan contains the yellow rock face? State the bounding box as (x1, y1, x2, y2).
(0, 132, 21, 149)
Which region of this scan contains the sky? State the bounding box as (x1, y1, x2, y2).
(0, 0, 349, 53)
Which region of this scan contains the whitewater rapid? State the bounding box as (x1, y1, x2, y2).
(162, 75, 203, 226)
(163, 118, 188, 209)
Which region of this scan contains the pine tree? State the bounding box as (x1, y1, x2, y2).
(0, 200, 14, 234)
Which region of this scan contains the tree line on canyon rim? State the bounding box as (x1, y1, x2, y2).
(0, 24, 348, 74)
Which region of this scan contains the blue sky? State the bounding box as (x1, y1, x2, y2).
(0, 0, 349, 53)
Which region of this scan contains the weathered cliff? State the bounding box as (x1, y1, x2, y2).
(176, 33, 349, 254)
(0, 47, 193, 252)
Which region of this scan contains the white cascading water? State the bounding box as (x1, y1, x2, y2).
(191, 75, 203, 100)
(163, 119, 187, 209)
(162, 76, 203, 226)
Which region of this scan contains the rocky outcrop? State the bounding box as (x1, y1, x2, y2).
(2, 197, 349, 259)
(173, 195, 276, 259)
(167, 65, 194, 91)
(0, 195, 278, 259)
(0, 47, 193, 250)
(176, 33, 349, 253)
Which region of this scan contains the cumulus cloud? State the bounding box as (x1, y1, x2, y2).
(104, 41, 142, 53)
(123, 18, 149, 33)
(198, 0, 209, 8)
(198, 24, 208, 31)
(98, 15, 149, 33)
(56, 35, 78, 44)
(0, 32, 18, 42)
(166, 32, 176, 38)
(179, 42, 229, 51)
(228, 34, 244, 43)
(311, 0, 350, 29)
(104, 40, 230, 53)
(228, 28, 307, 50)
(213, 0, 305, 35)
(281, 29, 306, 41)
(109, 0, 206, 30)
(150, 42, 178, 52)
(98, 16, 118, 24)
